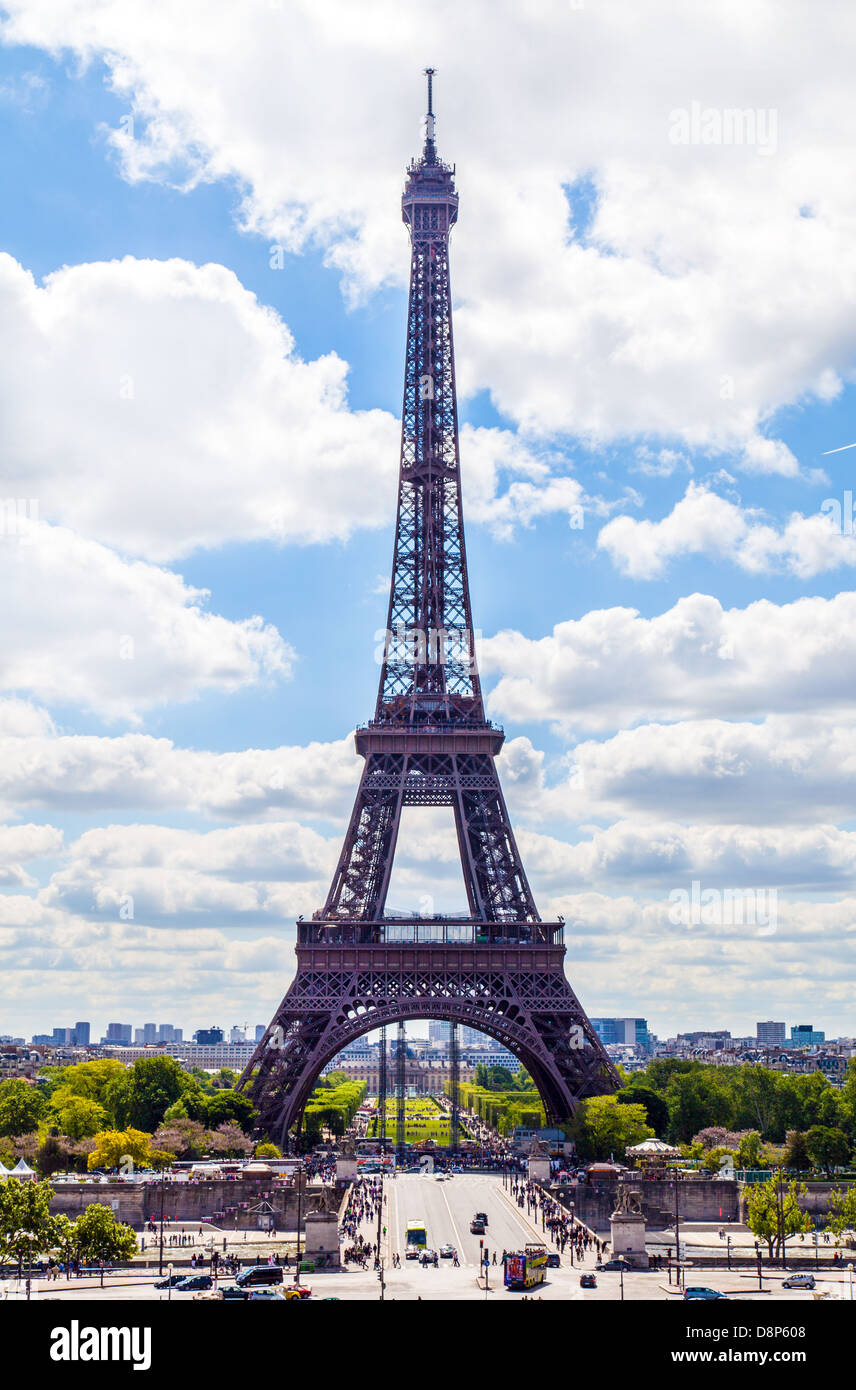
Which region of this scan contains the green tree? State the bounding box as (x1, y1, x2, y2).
(0, 1177, 58, 1263)
(49, 1059, 126, 1107)
(47, 1092, 110, 1140)
(572, 1096, 654, 1161)
(255, 1142, 281, 1159)
(111, 1056, 187, 1131)
(666, 1070, 732, 1143)
(731, 1067, 783, 1139)
(825, 1184, 856, 1238)
(735, 1130, 765, 1170)
(513, 1069, 538, 1092)
(806, 1126, 852, 1177)
(744, 1170, 811, 1261)
(782, 1129, 811, 1171)
(73, 1204, 138, 1263)
(618, 1086, 669, 1136)
(203, 1089, 256, 1134)
(0, 1080, 46, 1137)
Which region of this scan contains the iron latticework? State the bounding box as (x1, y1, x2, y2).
(241, 73, 618, 1149)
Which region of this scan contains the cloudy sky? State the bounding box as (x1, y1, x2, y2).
(1, 0, 856, 1042)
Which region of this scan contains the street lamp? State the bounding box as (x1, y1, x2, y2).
(847, 1262, 854, 1300)
(158, 1169, 166, 1277)
(167, 1261, 173, 1302)
(672, 1166, 682, 1291)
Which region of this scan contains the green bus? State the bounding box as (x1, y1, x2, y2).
(405, 1220, 427, 1257)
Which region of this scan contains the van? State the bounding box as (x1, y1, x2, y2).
(236, 1265, 284, 1288)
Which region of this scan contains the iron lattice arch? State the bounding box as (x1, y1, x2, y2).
(240, 76, 619, 1147)
(245, 957, 617, 1150)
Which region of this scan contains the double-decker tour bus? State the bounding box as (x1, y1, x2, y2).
(504, 1243, 548, 1291)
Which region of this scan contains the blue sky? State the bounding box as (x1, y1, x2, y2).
(2, 2, 856, 1044)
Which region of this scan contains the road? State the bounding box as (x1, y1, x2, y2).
(3, 1175, 844, 1301)
(386, 1172, 538, 1267)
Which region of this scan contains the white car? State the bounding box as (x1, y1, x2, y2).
(782, 1274, 815, 1290)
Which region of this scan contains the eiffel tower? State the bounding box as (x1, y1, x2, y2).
(242, 72, 619, 1147)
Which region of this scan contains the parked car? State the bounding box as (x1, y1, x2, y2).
(282, 1283, 312, 1300)
(154, 1273, 187, 1289)
(782, 1274, 815, 1290)
(470, 1219, 486, 1234)
(439, 1244, 456, 1259)
(173, 1274, 213, 1292)
(600, 1259, 629, 1271)
(247, 1289, 283, 1300)
(236, 1265, 284, 1288)
(683, 1287, 726, 1300)
(580, 1273, 597, 1289)
(219, 1285, 247, 1300)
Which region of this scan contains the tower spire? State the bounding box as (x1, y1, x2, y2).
(423, 65, 437, 162)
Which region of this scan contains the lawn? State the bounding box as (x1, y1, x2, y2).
(367, 1096, 469, 1147)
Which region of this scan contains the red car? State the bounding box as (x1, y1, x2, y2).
(282, 1283, 312, 1301)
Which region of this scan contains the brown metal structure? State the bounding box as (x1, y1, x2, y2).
(241, 73, 619, 1149)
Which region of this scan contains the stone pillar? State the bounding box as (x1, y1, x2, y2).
(609, 1209, 649, 1269)
(528, 1155, 551, 1184)
(335, 1154, 357, 1183)
(303, 1211, 341, 1270)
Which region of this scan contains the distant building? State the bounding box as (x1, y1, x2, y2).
(105, 1023, 132, 1044)
(230, 1026, 246, 1043)
(255, 1024, 266, 1043)
(676, 1030, 731, 1050)
(52, 1027, 71, 1045)
(592, 1018, 651, 1052)
(463, 1046, 522, 1073)
(757, 1021, 786, 1046)
(790, 1024, 825, 1047)
(72, 1022, 90, 1046)
(193, 1027, 224, 1046)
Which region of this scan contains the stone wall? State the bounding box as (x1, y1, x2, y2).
(558, 1178, 740, 1232)
(50, 1178, 341, 1231)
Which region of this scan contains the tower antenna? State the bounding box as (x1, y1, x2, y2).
(423, 66, 437, 161)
